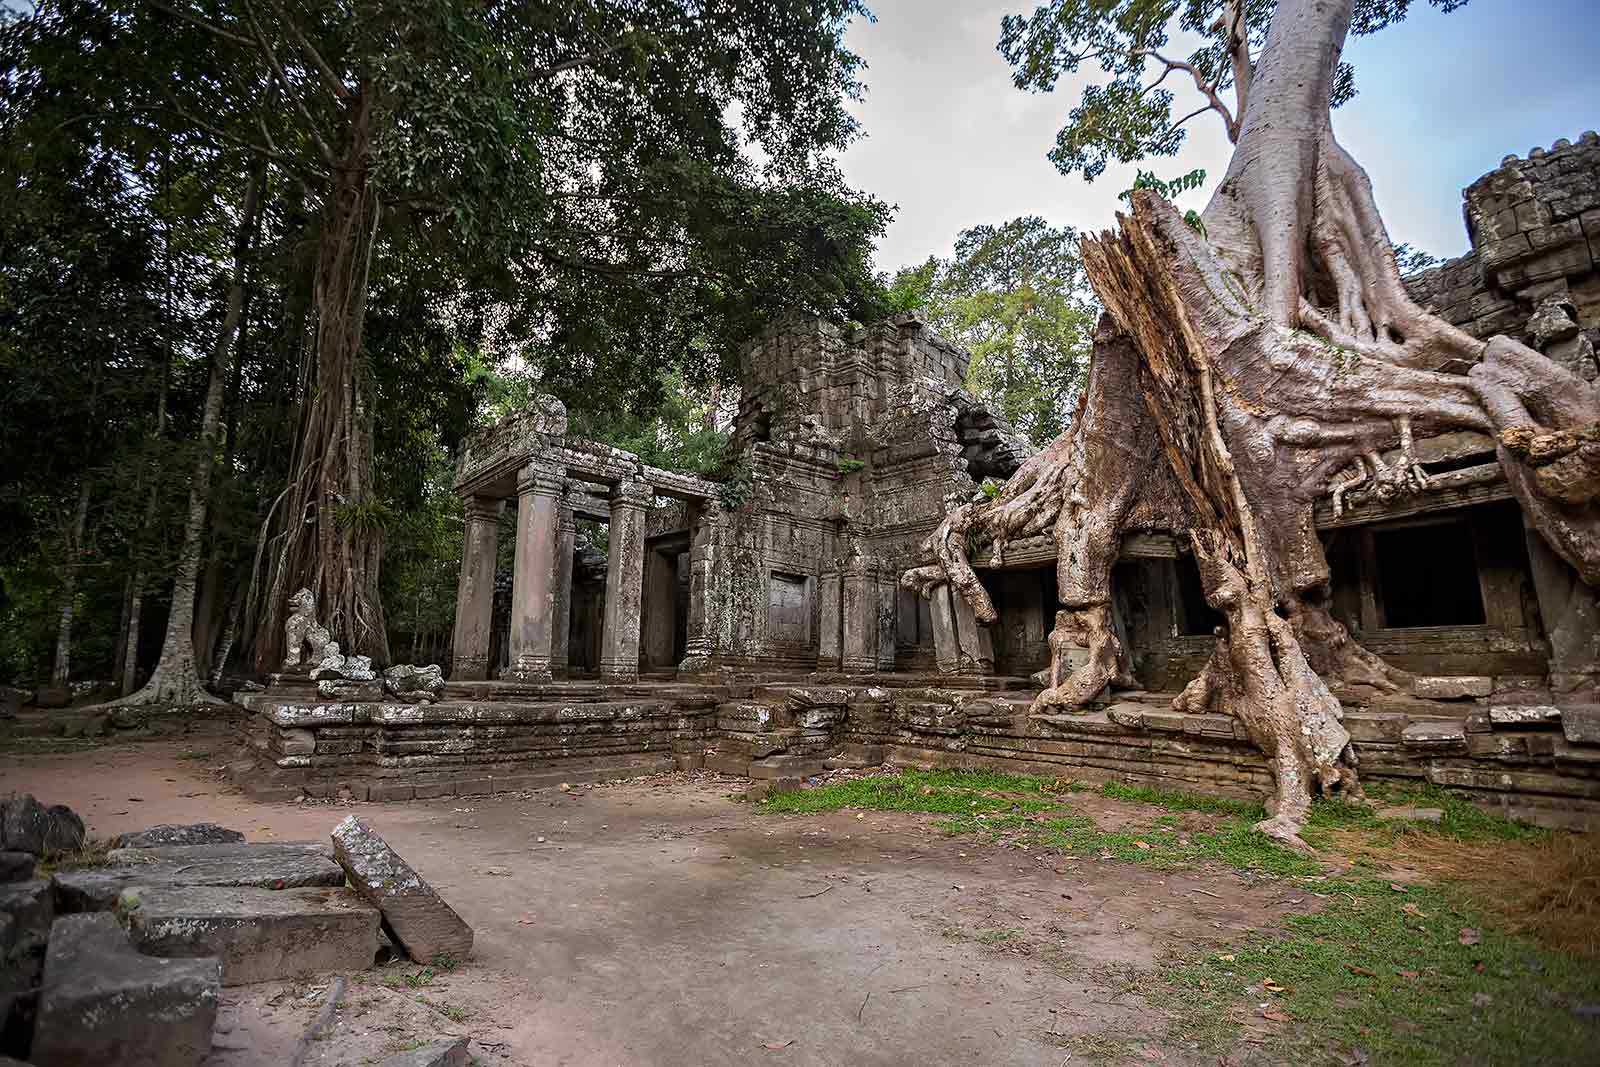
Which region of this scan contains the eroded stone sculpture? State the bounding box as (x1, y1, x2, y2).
(282, 588, 330, 670)
(382, 664, 446, 704)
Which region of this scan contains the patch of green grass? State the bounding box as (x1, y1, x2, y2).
(941, 811, 1322, 878)
(1099, 779, 1265, 818)
(380, 966, 437, 990)
(759, 769, 1058, 816)
(1158, 876, 1600, 1066)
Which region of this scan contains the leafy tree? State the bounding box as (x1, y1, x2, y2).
(890, 217, 1097, 446)
(1001, 0, 1470, 181)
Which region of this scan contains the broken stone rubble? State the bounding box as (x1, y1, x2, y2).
(111, 823, 245, 849)
(378, 1036, 471, 1067)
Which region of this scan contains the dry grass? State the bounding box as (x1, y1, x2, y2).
(1328, 827, 1600, 958)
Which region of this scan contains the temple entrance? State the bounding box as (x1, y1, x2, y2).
(641, 534, 690, 673)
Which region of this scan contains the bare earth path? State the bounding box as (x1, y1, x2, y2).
(2, 739, 1310, 1066)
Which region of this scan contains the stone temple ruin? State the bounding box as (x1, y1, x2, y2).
(235, 134, 1600, 829)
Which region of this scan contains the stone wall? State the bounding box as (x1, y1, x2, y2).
(1407, 131, 1600, 372)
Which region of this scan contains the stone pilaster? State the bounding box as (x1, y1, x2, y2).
(504, 467, 564, 681)
(951, 587, 996, 674)
(550, 493, 577, 678)
(450, 495, 504, 681)
(599, 480, 652, 682)
(841, 557, 882, 674)
(1525, 522, 1600, 694)
(679, 501, 728, 673)
(816, 571, 843, 670)
(928, 583, 961, 674)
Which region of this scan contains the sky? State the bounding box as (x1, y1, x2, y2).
(836, 0, 1600, 273)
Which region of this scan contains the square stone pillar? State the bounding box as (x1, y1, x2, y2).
(951, 588, 995, 673)
(841, 558, 880, 674)
(504, 467, 565, 681)
(817, 571, 843, 670)
(678, 502, 728, 673)
(550, 493, 577, 678)
(450, 495, 504, 681)
(599, 480, 651, 682)
(929, 583, 961, 674)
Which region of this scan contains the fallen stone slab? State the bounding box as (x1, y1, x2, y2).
(1, 794, 84, 856)
(32, 913, 220, 1067)
(112, 823, 246, 849)
(123, 885, 380, 985)
(1377, 806, 1445, 822)
(55, 842, 344, 912)
(0, 853, 33, 884)
(379, 1036, 470, 1067)
(332, 816, 473, 964)
(1412, 676, 1492, 700)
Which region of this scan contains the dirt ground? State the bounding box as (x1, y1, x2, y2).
(3, 736, 1324, 1066)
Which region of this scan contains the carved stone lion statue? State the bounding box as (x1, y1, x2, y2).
(282, 587, 330, 670)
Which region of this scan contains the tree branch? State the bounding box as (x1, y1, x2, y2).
(239, 0, 337, 167)
(148, 0, 255, 47)
(1134, 48, 1238, 143)
(265, 0, 349, 102)
(531, 38, 631, 81)
(1216, 0, 1253, 122)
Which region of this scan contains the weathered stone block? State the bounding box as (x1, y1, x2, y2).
(379, 1036, 470, 1067)
(331, 816, 473, 964)
(1140, 711, 1186, 733)
(0, 853, 33, 884)
(1412, 676, 1492, 700)
(56, 842, 344, 912)
(124, 885, 379, 985)
(1105, 703, 1146, 729)
(33, 913, 220, 1067)
(1, 794, 84, 856)
(277, 728, 316, 755)
(1489, 704, 1562, 726)
(111, 824, 245, 850)
(0, 880, 52, 959)
(1561, 705, 1600, 745)
(1401, 721, 1468, 747)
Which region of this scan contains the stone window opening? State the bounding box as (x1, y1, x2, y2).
(1372, 518, 1486, 629)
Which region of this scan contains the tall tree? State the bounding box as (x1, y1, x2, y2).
(907, 0, 1598, 846)
(115, 0, 885, 669)
(889, 216, 1096, 446)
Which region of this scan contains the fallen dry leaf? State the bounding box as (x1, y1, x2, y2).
(761, 1040, 795, 1051)
(1395, 969, 1419, 979)
(516, 916, 537, 925)
(1259, 1005, 1292, 1023)
(1401, 903, 1429, 918)
(1389, 883, 1407, 893)
(1345, 965, 1376, 977)
(1458, 927, 1481, 946)
(1216, 953, 1236, 962)
(1263, 978, 1288, 994)
(1134, 840, 1152, 850)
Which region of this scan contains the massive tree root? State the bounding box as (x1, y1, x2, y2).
(907, 0, 1600, 845)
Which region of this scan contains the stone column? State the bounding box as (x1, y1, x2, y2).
(599, 480, 651, 682)
(1525, 522, 1600, 693)
(679, 501, 729, 673)
(450, 495, 504, 681)
(951, 589, 995, 673)
(928, 583, 961, 674)
(841, 558, 879, 674)
(816, 571, 843, 670)
(550, 493, 577, 678)
(504, 468, 564, 681)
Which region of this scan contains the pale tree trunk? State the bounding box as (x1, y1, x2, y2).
(50, 480, 92, 686)
(247, 84, 390, 671)
(96, 162, 267, 709)
(908, 0, 1600, 847)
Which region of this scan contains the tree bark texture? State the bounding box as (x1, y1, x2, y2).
(247, 86, 389, 671)
(907, 0, 1600, 846)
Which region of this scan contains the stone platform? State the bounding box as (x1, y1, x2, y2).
(234, 675, 1600, 830)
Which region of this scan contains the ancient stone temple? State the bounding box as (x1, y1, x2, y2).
(235, 136, 1600, 828)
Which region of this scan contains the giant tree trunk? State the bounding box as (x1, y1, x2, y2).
(98, 163, 267, 709)
(247, 86, 389, 671)
(907, 0, 1600, 847)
